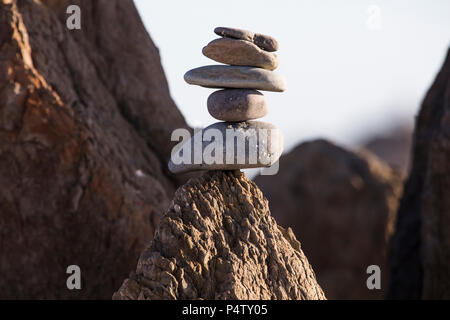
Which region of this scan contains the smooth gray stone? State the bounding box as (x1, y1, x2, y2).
(207, 89, 268, 122)
(214, 27, 279, 52)
(168, 121, 284, 174)
(184, 65, 286, 92)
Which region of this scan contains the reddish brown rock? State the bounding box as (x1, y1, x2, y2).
(254, 140, 403, 299)
(388, 49, 450, 299)
(203, 38, 278, 70)
(114, 171, 326, 300)
(0, 0, 189, 299)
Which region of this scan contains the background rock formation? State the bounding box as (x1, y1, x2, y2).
(388, 49, 450, 299)
(360, 124, 413, 176)
(254, 140, 403, 299)
(0, 0, 188, 299)
(114, 170, 326, 300)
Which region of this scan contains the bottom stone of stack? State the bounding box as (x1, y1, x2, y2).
(168, 121, 284, 174)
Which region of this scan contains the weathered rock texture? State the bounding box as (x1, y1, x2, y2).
(388, 49, 450, 299)
(254, 140, 403, 299)
(0, 0, 188, 299)
(114, 170, 326, 300)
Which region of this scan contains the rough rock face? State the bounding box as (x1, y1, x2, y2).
(114, 170, 326, 300)
(388, 49, 450, 299)
(254, 140, 403, 299)
(0, 0, 188, 299)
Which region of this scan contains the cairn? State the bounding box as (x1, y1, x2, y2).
(169, 27, 285, 174)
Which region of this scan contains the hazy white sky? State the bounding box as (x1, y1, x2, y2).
(135, 0, 450, 152)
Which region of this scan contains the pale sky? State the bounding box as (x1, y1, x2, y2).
(134, 0, 450, 152)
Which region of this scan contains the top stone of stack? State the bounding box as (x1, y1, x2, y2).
(214, 27, 279, 52)
(203, 38, 278, 70)
(203, 27, 280, 71)
(186, 27, 285, 92)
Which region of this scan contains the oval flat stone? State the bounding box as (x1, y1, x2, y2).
(184, 65, 286, 92)
(203, 38, 278, 70)
(214, 27, 279, 52)
(168, 121, 284, 174)
(207, 89, 268, 122)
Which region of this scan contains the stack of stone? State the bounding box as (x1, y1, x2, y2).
(169, 27, 285, 174)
